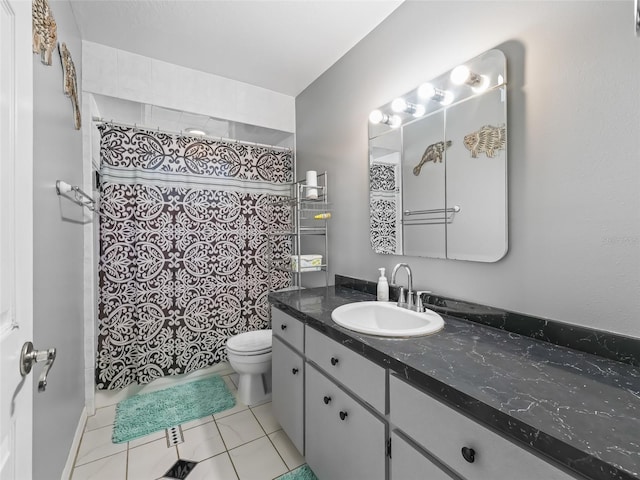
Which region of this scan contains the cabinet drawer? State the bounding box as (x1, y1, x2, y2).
(390, 375, 575, 480)
(305, 326, 386, 414)
(272, 307, 304, 353)
(305, 364, 385, 480)
(391, 432, 456, 480)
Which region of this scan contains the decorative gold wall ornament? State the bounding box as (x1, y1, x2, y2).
(463, 125, 506, 158)
(413, 140, 452, 176)
(59, 43, 81, 130)
(32, 0, 57, 65)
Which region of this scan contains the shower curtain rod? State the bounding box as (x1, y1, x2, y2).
(91, 116, 293, 152)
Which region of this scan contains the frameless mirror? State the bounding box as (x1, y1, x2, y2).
(369, 49, 508, 262)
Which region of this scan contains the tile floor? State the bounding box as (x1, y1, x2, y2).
(70, 365, 305, 480)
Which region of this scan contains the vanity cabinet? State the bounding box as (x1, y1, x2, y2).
(389, 375, 576, 480)
(305, 364, 386, 480)
(272, 308, 305, 454)
(271, 305, 579, 480)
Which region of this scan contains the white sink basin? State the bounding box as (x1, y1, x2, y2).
(331, 301, 444, 337)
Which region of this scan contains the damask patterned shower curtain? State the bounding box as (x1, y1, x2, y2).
(96, 125, 292, 390)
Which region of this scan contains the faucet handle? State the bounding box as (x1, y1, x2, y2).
(414, 291, 431, 313)
(397, 287, 407, 307)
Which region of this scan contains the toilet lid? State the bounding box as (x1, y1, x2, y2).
(227, 329, 272, 354)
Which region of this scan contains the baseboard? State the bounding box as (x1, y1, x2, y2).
(60, 407, 87, 480)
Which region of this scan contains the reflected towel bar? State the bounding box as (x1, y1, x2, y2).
(403, 219, 452, 225)
(56, 180, 96, 212)
(403, 205, 460, 216)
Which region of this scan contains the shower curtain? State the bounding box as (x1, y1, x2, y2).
(96, 124, 292, 390)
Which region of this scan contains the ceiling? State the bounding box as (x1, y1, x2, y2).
(69, 0, 403, 97)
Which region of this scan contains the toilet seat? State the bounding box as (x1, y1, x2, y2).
(226, 330, 272, 355)
(227, 346, 271, 356)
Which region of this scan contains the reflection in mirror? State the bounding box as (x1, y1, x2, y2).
(402, 111, 446, 258)
(368, 49, 508, 262)
(369, 130, 402, 255)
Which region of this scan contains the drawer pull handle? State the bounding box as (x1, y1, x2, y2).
(292, 368, 299, 375)
(330, 357, 339, 366)
(281, 324, 287, 330)
(323, 396, 331, 405)
(461, 447, 475, 463)
(339, 411, 348, 421)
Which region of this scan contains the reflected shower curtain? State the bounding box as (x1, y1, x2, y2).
(96, 125, 292, 390)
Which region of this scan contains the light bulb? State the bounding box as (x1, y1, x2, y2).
(391, 98, 408, 113)
(391, 97, 425, 118)
(369, 110, 384, 124)
(185, 128, 207, 136)
(389, 115, 401, 129)
(417, 83, 436, 99)
(412, 104, 426, 117)
(471, 75, 490, 93)
(451, 65, 470, 85)
(441, 91, 454, 106)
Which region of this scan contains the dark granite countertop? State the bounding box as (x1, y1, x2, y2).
(269, 285, 640, 480)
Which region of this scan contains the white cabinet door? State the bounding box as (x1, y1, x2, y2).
(391, 432, 456, 480)
(272, 336, 304, 454)
(305, 364, 385, 480)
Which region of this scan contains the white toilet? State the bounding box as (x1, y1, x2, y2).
(226, 329, 273, 406)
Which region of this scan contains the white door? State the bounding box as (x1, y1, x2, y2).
(0, 0, 34, 478)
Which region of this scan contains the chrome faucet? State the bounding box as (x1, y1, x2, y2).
(391, 263, 413, 309)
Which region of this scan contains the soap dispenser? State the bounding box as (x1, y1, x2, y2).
(377, 268, 389, 301)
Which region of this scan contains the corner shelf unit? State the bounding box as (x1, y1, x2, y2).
(269, 171, 330, 290)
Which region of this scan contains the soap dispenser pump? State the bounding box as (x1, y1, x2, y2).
(377, 268, 389, 301)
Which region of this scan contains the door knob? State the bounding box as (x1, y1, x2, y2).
(20, 341, 56, 392)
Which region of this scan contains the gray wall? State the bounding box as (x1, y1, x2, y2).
(296, 1, 640, 338)
(32, 1, 85, 477)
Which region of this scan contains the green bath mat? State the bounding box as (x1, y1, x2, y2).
(112, 375, 235, 443)
(276, 465, 318, 480)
